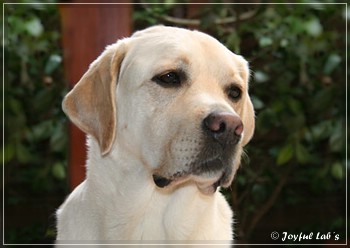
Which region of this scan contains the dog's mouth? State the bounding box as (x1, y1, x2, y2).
(152, 172, 227, 195)
(152, 158, 233, 195)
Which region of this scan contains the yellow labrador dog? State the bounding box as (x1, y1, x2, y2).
(56, 26, 254, 243)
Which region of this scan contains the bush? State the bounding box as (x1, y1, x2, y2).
(4, 3, 67, 243)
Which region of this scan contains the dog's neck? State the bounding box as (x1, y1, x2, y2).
(76, 137, 232, 240)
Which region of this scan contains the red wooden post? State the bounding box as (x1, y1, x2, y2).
(59, 3, 132, 189)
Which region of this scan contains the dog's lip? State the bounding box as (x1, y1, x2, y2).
(152, 173, 190, 188)
(153, 172, 230, 196)
(152, 174, 173, 188)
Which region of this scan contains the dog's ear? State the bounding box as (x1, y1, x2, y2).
(62, 41, 127, 155)
(241, 95, 255, 146)
(236, 55, 255, 146)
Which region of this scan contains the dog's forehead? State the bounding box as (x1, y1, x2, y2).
(131, 27, 228, 57)
(126, 27, 245, 78)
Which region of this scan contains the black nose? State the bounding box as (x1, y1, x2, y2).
(203, 111, 243, 144)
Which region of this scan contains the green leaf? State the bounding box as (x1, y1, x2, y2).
(9, 97, 24, 115)
(33, 88, 55, 113)
(16, 144, 32, 164)
(50, 123, 67, 152)
(330, 162, 343, 180)
(323, 54, 341, 75)
(259, 37, 273, 47)
(277, 143, 294, 165)
(310, 121, 331, 140)
(254, 71, 269, 83)
(45, 54, 62, 74)
(31, 120, 54, 141)
(280, 38, 289, 47)
(311, 88, 334, 112)
(2, 144, 15, 163)
(226, 32, 241, 54)
(287, 98, 302, 115)
(329, 120, 343, 152)
(251, 96, 265, 110)
(304, 17, 323, 37)
(52, 162, 66, 180)
(25, 17, 43, 37)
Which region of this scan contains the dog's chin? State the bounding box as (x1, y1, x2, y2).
(153, 156, 236, 195)
(195, 178, 222, 195)
(194, 170, 233, 195)
(192, 157, 235, 195)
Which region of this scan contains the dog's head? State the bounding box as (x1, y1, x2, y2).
(63, 26, 255, 195)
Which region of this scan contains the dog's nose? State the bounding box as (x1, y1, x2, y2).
(203, 111, 243, 143)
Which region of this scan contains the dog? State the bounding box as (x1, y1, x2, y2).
(56, 26, 255, 243)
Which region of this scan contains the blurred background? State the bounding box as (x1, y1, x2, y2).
(3, 1, 347, 245)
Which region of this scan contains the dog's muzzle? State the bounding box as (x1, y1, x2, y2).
(153, 111, 243, 194)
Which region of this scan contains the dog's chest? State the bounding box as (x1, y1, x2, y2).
(103, 185, 209, 240)
(105, 193, 180, 239)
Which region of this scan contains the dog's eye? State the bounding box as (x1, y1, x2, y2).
(227, 85, 242, 101)
(153, 71, 182, 87)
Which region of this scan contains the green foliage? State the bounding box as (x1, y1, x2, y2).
(4, 4, 67, 243)
(134, 2, 346, 242)
(238, 4, 345, 173)
(4, 4, 68, 198)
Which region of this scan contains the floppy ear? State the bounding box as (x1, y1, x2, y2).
(241, 95, 255, 146)
(62, 41, 127, 155)
(236, 55, 255, 146)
